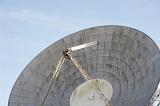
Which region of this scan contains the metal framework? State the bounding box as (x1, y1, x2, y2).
(40, 41, 112, 106)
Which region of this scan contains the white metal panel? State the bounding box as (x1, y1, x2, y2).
(70, 79, 113, 106)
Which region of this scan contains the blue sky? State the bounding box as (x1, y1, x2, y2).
(0, 0, 160, 106)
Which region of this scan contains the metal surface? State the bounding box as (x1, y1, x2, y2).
(9, 25, 160, 106)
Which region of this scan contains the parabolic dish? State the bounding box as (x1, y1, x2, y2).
(9, 25, 160, 106)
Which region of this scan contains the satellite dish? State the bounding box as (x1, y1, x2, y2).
(8, 25, 160, 106)
(70, 79, 113, 106)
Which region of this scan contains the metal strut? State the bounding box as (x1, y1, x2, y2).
(41, 56, 65, 106)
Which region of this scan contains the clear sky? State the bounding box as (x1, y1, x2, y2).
(0, 0, 160, 106)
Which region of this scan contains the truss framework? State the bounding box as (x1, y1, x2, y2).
(41, 41, 112, 106)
